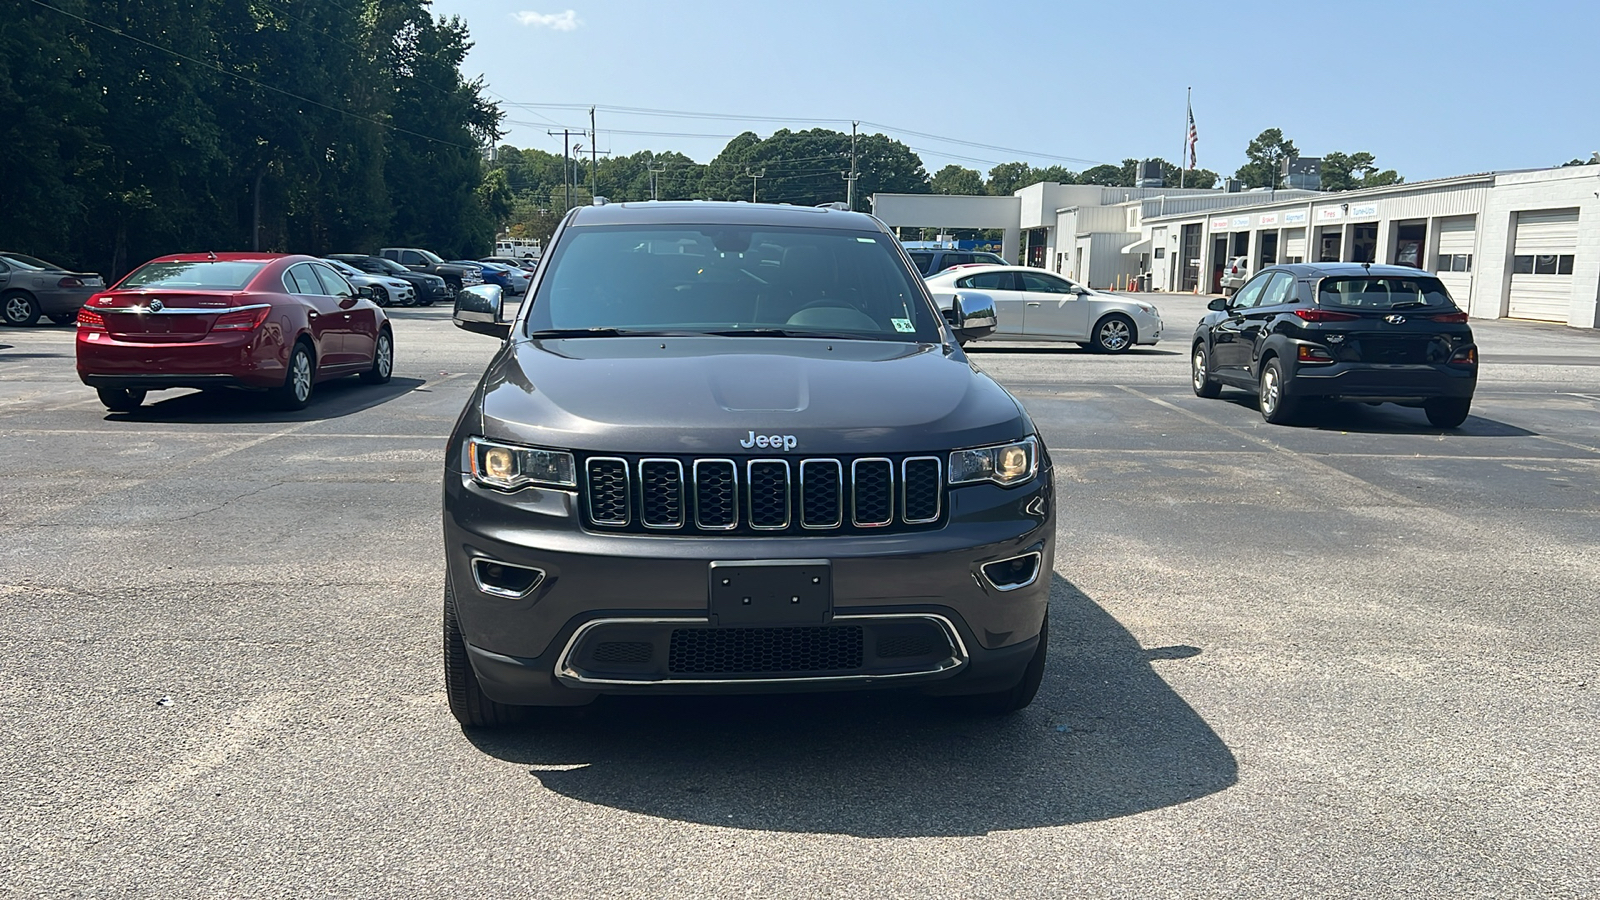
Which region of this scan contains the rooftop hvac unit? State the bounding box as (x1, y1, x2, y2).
(1224, 178, 1242, 193)
(1135, 159, 1164, 188)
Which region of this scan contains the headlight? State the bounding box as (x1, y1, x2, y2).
(948, 436, 1038, 487)
(1134, 302, 1157, 314)
(467, 436, 576, 490)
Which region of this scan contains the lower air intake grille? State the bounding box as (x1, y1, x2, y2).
(668, 626, 864, 674)
(592, 641, 654, 664)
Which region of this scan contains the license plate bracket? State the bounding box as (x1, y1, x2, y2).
(709, 559, 832, 626)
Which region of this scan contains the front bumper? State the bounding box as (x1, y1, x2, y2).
(444, 470, 1053, 705)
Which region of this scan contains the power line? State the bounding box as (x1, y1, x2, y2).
(26, 0, 480, 151)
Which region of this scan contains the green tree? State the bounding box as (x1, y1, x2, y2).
(931, 164, 985, 195)
(1078, 163, 1130, 187)
(699, 128, 927, 209)
(1321, 151, 1402, 192)
(1235, 128, 1298, 189)
(1561, 156, 1599, 167)
(985, 161, 1036, 195)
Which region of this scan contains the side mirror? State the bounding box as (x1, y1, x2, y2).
(1207, 297, 1230, 312)
(356, 286, 375, 300)
(454, 283, 510, 339)
(948, 292, 997, 342)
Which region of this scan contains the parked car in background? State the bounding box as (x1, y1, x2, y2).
(924, 265, 1163, 352)
(451, 260, 529, 296)
(323, 258, 415, 307)
(1219, 256, 1250, 295)
(906, 248, 1009, 276)
(377, 248, 480, 299)
(481, 256, 539, 274)
(1, 252, 106, 326)
(76, 253, 393, 412)
(1190, 263, 1477, 426)
(327, 254, 446, 306)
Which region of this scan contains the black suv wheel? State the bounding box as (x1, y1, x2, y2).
(1258, 358, 1299, 424)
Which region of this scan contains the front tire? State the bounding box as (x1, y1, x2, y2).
(270, 341, 315, 410)
(372, 286, 390, 308)
(96, 386, 146, 412)
(1258, 357, 1299, 424)
(2, 290, 41, 327)
(1091, 314, 1135, 353)
(961, 614, 1048, 715)
(444, 576, 523, 728)
(1192, 343, 1222, 398)
(360, 329, 394, 384)
(1425, 397, 1471, 428)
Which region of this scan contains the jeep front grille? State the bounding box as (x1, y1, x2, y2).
(580, 454, 944, 535)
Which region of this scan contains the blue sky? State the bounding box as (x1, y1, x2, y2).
(434, 0, 1600, 183)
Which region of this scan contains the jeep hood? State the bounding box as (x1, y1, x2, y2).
(473, 337, 1028, 455)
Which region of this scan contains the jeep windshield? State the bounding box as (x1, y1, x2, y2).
(1318, 275, 1457, 310)
(522, 225, 943, 342)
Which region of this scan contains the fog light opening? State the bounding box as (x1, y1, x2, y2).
(472, 558, 546, 599)
(981, 551, 1042, 592)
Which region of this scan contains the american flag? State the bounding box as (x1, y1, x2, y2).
(1186, 100, 1198, 170)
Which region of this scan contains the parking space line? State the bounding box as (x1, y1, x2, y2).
(1113, 384, 1425, 509)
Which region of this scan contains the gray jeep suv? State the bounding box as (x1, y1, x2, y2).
(443, 202, 1054, 726)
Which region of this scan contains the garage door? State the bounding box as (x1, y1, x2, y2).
(1508, 209, 1579, 322)
(1283, 228, 1306, 263)
(1434, 215, 1475, 304)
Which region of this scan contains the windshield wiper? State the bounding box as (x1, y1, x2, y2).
(702, 328, 882, 340)
(1387, 301, 1431, 310)
(525, 328, 706, 338)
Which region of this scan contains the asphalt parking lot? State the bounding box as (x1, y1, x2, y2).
(2, 297, 1597, 898)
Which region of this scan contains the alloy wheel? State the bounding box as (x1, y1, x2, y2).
(376, 334, 393, 378)
(4, 295, 31, 324)
(291, 350, 312, 402)
(1099, 319, 1130, 352)
(1261, 367, 1280, 415)
(1192, 349, 1207, 390)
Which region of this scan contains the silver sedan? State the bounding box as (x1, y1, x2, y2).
(924, 265, 1163, 352)
(0, 252, 106, 326)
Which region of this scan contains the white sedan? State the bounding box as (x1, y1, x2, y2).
(924, 265, 1163, 352)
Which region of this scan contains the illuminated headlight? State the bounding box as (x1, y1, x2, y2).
(467, 437, 576, 490)
(948, 436, 1038, 487)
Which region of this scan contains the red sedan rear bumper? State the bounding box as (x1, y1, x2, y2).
(76, 329, 288, 390)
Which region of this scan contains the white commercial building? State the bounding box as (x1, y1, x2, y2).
(873, 164, 1600, 328)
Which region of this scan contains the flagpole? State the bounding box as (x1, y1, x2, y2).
(1180, 87, 1189, 190)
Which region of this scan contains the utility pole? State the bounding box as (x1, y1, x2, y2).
(648, 164, 667, 201)
(589, 107, 598, 201)
(845, 121, 859, 210)
(548, 129, 573, 210)
(745, 168, 765, 203)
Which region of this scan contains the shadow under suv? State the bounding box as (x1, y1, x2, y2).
(442, 202, 1054, 726)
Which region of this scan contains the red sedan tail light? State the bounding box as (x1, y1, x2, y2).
(210, 305, 272, 332)
(77, 308, 106, 331)
(1293, 308, 1361, 322)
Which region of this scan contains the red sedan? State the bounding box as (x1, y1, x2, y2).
(76, 253, 394, 411)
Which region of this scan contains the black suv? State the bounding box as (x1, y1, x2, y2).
(442, 202, 1054, 726)
(907, 248, 1008, 276)
(1191, 263, 1477, 426)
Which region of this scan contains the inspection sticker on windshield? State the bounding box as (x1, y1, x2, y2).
(891, 318, 915, 333)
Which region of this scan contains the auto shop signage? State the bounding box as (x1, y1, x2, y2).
(1259, 213, 1280, 226)
(1210, 218, 1230, 232)
(1349, 203, 1379, 218)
